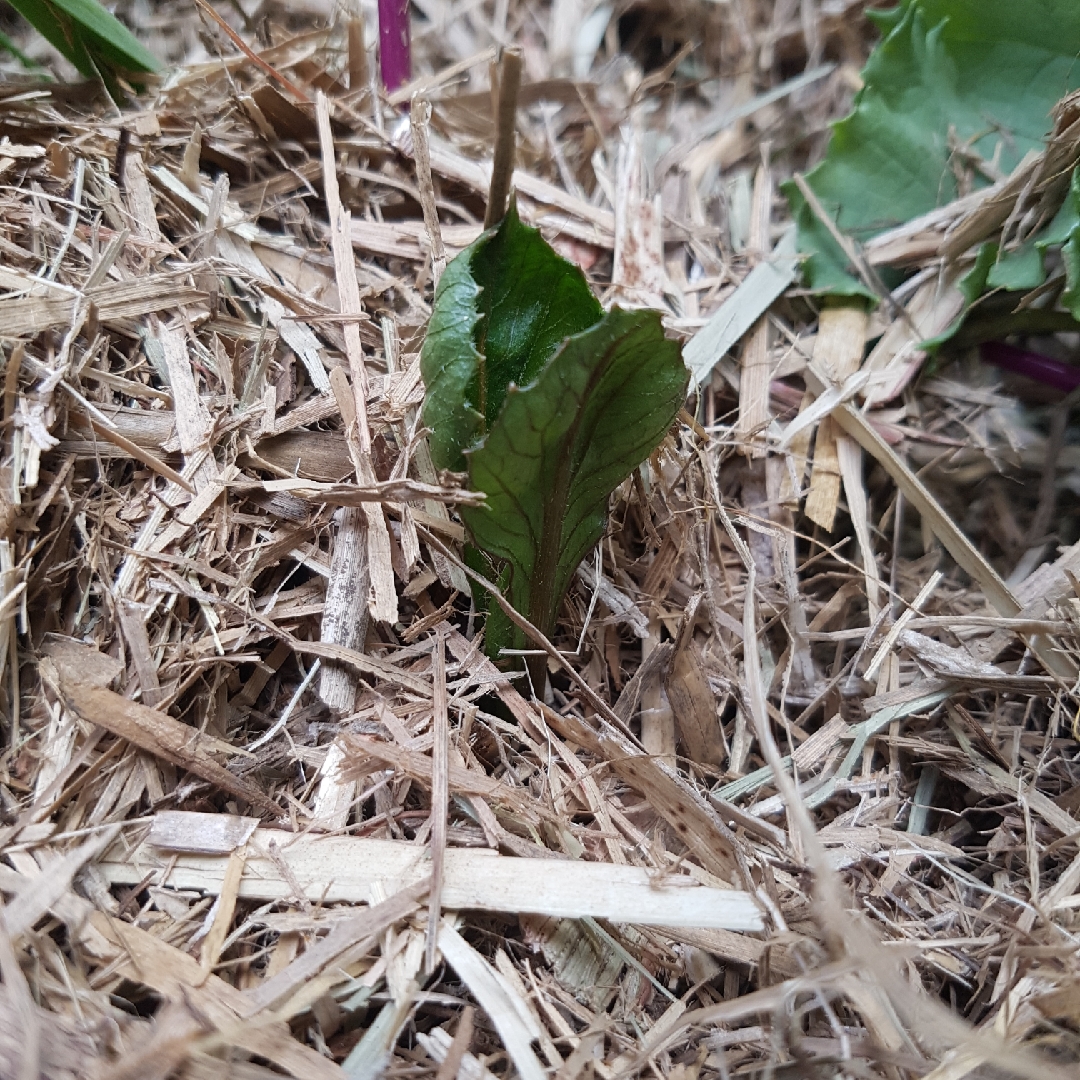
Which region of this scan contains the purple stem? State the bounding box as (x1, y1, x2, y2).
(979, 341, 1080, 394)
(378, 0, 411, 95)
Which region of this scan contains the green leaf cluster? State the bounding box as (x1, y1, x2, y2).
(420, 202, 689, 660)
(5, 0, 159, 90)
(785, 0, 1080, 296)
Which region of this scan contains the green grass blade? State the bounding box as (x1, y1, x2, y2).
(0, 26, 44, 68)
(6, 0, 159, 81)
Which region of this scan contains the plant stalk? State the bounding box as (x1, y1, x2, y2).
(378, 0, 411, 95)
(484, 46, 523, 229)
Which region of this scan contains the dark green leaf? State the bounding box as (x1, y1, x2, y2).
(420, 199, 601, 471)
(422, 203, 686, 664)
(464, 544, 516, 658)
(1062, 236, 1080, 320)
(418, 245, 486, 473)
(461, 307, 687, 642)
(1056, 168, 1080, 321)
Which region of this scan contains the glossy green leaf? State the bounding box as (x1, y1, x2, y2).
(460, 307, 687, 644)
(422, 203, 687, 663)
(785, 0, 1080, 295)
(7, 0, 159, 86)
(420, 199, 601, 472)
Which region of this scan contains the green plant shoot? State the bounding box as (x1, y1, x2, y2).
(785, 0, 1080, 296)
(420, 200, 688, 667)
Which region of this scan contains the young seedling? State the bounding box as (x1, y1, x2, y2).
(420, 200, 689, 686)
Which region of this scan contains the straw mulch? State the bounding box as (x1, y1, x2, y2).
(1, 1, 1079, 1077)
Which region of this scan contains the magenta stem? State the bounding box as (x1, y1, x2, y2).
(979, 341, 1080, 394)
(378, 0, 411, 94)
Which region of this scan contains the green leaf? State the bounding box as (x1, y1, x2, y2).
(418, 246, 486, 473)
(460, 307, 687, 643)
(464, 544, 516, 658)
(985, 243, 1045, 292)
(784, 0, 1080, 294)
(1039, 174, 1080, 248)
(1052, 166, 1080, 320)
(1062, 236, 1080, 319)
(959, 243, 997, 308)
(422, 204, 687, 665)
(6, 0, 159, 84)
(420, 199, 601, 472)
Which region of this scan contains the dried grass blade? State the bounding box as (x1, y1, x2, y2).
(736, 157, 775, 455)
(97, 819, 764, 928)
(803, 304, 868, 530)
(2, 824, 118, 941)
(433, 1006, 475, 1080)
(0, 903, 39, 1080)
(87, 415, 195, 493)
(316, 91, 398, 625)
(836, 434, 881, 618)
(864, 570, 944, 682)
(411, 96, 447, 286)
(240, 880, 428, 1018)
(57, 680, 280, 817)
(192, 0, 310, 102)
(93, 912, 346, 1078)
(197, 849, 246, 982)
(802, 364, 1021, 618)
(437, 922, 548, 1080)
(426, 631, 449, 974)
(684, 228, 798, 388)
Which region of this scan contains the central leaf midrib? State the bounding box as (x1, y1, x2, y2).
(527, 335, 622, 636)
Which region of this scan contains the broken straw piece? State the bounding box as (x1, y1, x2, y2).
(96, 822, 764, 931)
